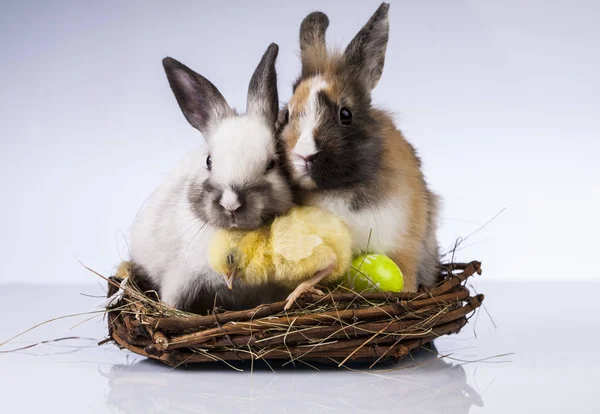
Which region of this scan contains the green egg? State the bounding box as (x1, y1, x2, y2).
(345, 254, 404, 293)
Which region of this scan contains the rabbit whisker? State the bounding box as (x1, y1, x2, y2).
(175, 221, 208, 272)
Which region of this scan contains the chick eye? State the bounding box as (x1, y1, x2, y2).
(227, 253, 234, 266)
(340, 107, 352, 125)
(206, 155, 212, 171)
(266, 159, 276, 171)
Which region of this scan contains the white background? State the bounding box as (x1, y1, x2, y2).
(1, 0, 598, 284)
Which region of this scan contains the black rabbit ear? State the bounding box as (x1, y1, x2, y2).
(343, 3, 390, 90)
(163, 57, 233, 136)
(275, 106, 289, 131)
(246, 43, 279, 128)
(299, 11, 329, 65)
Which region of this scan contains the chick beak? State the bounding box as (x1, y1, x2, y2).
(225, 269, 237, 290)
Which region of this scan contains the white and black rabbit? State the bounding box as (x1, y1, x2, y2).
(129, 43, 293, 313)
(279, 3, 440, 291)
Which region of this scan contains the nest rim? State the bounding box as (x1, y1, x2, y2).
(106, 261, 483, 368)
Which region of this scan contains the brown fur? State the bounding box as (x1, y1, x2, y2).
(283, 92, 438, 290)
(377, 113, 429, 291)
(281, 4, 440, 291)
(288, 81, 312, 114)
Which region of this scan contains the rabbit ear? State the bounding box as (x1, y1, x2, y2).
(163, 57, 233, 136)
(343, 3, 390, 90)
(299, 11, 329, 64)
(246, 43, 279, 127)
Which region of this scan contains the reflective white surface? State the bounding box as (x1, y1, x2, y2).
(1, 281, 598, 413)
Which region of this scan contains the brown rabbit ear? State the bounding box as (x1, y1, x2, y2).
(343, 3, 390, 90)
(246, 43, 279, 128)
(299, 11, 329, 74)
(163, 57, 233, 137)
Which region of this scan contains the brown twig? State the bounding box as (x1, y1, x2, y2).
(105, 261, 484, 367)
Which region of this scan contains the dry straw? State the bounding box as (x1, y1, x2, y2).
(106, 261, 483, 368)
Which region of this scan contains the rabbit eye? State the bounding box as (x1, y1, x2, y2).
(266, 159, 276, 171)
(340, 107, 352, 125)
(206, 155, 212, 171)
(284, 109, 290, 124)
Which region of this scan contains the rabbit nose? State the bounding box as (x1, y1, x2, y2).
(295, 153, 316, 163)
(293, 153, 316, 170)
(220, 189, 242, 213)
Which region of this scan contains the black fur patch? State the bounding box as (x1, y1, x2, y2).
(127, 262, 290, 314)
(128, 262, 160, 300)
(288, 4, 392, 209)
(247, 43, 279, 126)
(298, 82, 385, 209)
(176, 272, 289, 314)
(187, 167, 293, 230)
(343, 3, 389, 90)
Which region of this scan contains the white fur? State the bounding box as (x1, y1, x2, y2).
(105, 277, 129, 309)
(288, 76, 409, 256)
(292, 76, 327, 160)
(210, 116, 276, 185)
(220, 188, 241, 212)
(130, 114, 276, 307)
(309, 192, 410, 256)
(130, 149, 214, 306)
(290, 76, 328, 188)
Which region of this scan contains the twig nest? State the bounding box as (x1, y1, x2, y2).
(105, 261, 483, 367)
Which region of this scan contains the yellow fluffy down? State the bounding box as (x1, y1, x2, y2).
(115, 261, 132, 279)
(209, 206, 353, 289)
(270, 206, 352, 287)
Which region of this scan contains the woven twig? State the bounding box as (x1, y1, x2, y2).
(106, 261, 483, 367)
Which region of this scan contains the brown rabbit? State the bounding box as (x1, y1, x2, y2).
(279, 3, 440, 291)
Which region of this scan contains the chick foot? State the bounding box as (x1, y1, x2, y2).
(284, 262, 335, 311)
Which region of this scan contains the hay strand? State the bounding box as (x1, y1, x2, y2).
(105, 261, 483, 367)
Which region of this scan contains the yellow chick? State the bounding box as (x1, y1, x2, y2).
(209, 206, 352, 310)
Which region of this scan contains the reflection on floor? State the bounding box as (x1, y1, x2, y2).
(100, 345, 484, 414)
(4, 282, 600, 413)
